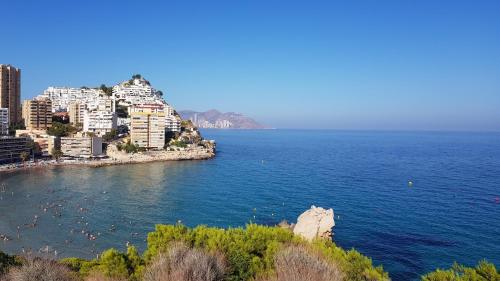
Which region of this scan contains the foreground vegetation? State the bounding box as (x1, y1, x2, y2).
(0, 224, 498, 281)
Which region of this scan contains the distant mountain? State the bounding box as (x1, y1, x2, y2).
(178, 109, 267, 129)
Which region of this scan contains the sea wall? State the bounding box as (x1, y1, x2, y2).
(0, 145, 215, 173)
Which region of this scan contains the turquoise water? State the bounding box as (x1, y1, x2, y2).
(0, 130, 499, 280)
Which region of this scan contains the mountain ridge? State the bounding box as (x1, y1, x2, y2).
(178, 109, 267, 129)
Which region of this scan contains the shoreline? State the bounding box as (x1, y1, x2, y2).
(0, 146, 215, 174)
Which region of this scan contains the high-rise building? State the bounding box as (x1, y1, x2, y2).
(22, 99, 53, 130)
(130, 112, 165, 149)
(0, 108, 8, 135)
(69, 102, 86, 125)
(0, 64, 21, 125)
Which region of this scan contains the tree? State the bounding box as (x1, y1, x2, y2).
(156, 90, 163, 97)
(51, 149, 63, 161)
(47, 122, 77, 137)
(52, 114, 69, 124)
(103, 129, 117, 142)
(99, 84, 113, 96)
(8, 121, 25, 136)
(123, 140, 139, 153)
(116, 105, 129, 118)
(19, 151, 29, 163)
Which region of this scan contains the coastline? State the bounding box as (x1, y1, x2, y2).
(0, 146, 215, 174)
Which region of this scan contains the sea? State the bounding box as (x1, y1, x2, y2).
(0, 130, 499, 280)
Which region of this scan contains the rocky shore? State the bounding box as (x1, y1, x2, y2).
(0, 145, 215, 173)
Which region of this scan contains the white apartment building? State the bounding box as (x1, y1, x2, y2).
(88, 96, 115, 112)
(117, 117, 130, 127)
(61, 136, 102, 158)
(129, 103, 165, 114)
(0, 108, 8, 135)
(165, 115, 181, 132)
(83, 111, 117, 136)
(113, 78, 163, 106)
(38, 87, 105, 112)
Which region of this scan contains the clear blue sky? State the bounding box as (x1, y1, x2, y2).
(2, 0, 499, 130)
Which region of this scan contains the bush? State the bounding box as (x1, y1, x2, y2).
(311, 239, 389, 281)
(47, 122, 78, 137)
(84, 271, 128, 281)
(0, 252, 20, 275)
(145, 224, 300, 281)
(103, 129, 118, 142)
(122, 140, 139, 154)
(170, 140, 188, 148)
(422, 260, 499, 281)
(60, 246, 144, 281)
(258, 245, 343, 281)
(143, 242, 226, 281)
(3, 257, 77, 281)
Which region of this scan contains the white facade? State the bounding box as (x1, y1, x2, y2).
(117, 117, 131, 127)
(0, 108, 9, 135)
(113, 78, 163, 106)
(83, 111, 117, 136)
(165, 115, 181, 132)
(88, 96, 115, 112)
(38, 87, 105, 112)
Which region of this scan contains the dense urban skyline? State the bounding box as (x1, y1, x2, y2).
(2, 0, 499, 131)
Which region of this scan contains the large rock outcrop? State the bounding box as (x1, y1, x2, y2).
(293, 205, 335, 241)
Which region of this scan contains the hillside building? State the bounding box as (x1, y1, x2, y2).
(83, 110, 117, 136)
(130, 112, 165, 149)
(22, 99, 53, 130)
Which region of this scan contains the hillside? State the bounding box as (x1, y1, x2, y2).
(179, 109, 267, 129)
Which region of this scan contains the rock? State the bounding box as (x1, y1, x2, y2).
(293, 205, 335, 241)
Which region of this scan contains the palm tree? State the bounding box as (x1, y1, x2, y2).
(51, 149, 63, 161)
(19, 151, 29, 165)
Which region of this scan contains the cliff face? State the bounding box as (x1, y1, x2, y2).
(178, 109, 266, 129)
(106, 143, 215, 163)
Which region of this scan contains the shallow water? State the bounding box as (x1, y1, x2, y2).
(1, 130, 499, 280)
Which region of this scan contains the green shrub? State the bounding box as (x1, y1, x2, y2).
(0, 251, 21, 275)
(144, 224, 389, 281)
(422, 260, 499, 281)
(311, 240, 389, 281)
(170, 140, 188, 148)
(47, 122, 78, 137)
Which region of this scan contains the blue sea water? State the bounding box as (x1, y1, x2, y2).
(0, 130, 499, 280)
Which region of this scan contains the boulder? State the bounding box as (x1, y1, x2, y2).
(293, 205, 335, 241)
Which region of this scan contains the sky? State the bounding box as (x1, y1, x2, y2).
(1, 0, 499, 130)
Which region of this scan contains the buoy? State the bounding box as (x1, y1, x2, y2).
(408, 181, 413, 187)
